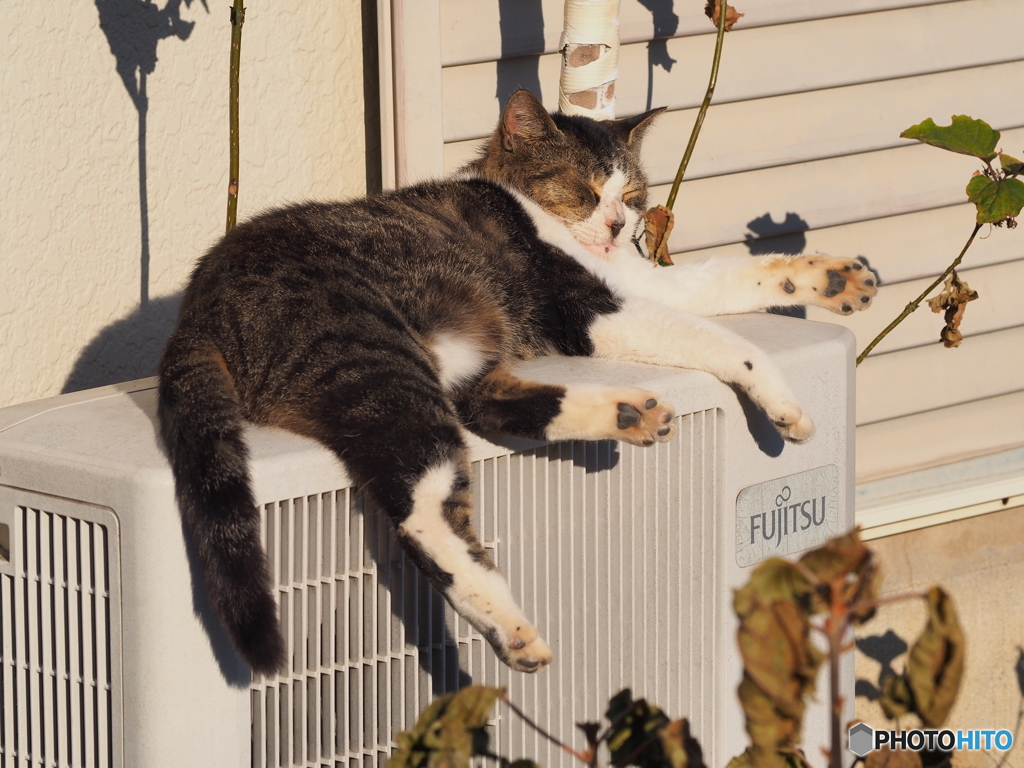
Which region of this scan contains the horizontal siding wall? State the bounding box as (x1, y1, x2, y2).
(433, 0, 1024, 482)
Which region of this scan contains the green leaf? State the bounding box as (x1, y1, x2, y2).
(900, 116, 1000, 161)
(905, 587, 965, 728)
(605, 690, 671, 768)
(659, 718, 706, 768)
(965, 175, 1024, 224)
(387, 686, 504, 768)
(1000, 151, 1024, 176)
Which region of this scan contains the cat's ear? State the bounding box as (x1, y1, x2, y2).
(501, 90, 561, 150)
(613, 107, 666, 146)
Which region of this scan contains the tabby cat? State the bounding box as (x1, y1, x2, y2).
(158, 90, 876, 675)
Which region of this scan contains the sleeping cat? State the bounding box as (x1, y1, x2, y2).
(158, 89, 876, 675)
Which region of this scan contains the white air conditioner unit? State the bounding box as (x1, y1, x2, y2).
(0, 314, 854, 768)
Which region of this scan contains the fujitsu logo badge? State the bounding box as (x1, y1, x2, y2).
(747, 485, 828, 549)
(735, 465, 840, 567)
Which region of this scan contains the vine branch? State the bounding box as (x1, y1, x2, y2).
(226, 0, 245, 232)
(500, 693, 591, 763)
(664, 1, 730, 210)
(856, 222, 983, 365)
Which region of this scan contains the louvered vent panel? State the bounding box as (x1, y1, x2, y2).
(252, 409, 720, 768)
(0, 503, 121, 768)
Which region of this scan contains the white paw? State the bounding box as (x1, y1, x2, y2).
(774, 255, 878, 315)
(614, 391, 675, 446)
(548, 385, 675, 445)
(768, 404, 815, 443)
(506, 628, 553, 673)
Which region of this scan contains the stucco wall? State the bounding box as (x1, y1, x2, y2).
(856, 506, 1024, 765)
(0, 0, 373, 408)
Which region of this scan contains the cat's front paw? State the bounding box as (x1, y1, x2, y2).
(780, 255, 878, 315)
(490, 623, 553, 673)
(766, 401, 815, 443)
(615, 393, 675, 446)
(547, 385, 675, 445)
(770, 409, 811, 444)
(507, 635, 553, 673)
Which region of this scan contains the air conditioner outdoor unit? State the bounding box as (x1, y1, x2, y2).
(0, 314, 854, 768)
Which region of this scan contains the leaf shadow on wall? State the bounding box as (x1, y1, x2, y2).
(94, 0, 208, 307)
(854, 628, 909, 702)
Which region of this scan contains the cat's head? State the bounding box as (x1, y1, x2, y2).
(471, 90, 664, 258)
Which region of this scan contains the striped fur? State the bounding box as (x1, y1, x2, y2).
(159, 90, 875, 675)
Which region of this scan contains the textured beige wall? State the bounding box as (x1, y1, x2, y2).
(855, 507, 1024, 765)
(0, 1, 372, 407)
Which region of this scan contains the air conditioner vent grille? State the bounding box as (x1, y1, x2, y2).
(0, 503, 120, 768)
(251, 410, 720, 768)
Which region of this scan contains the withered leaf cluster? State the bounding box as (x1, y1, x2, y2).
(927, 270, 979, 348)
(704, 0, 745, 30)
(388, 685, 505, 768)
(879, 587, 965, 729)
(728, 533, 875, 768)
(644, 205, 675, 266)
(599, 689, 706, 768)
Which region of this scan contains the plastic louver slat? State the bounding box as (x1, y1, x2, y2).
(0, 505, 118, 768)
(251, 411, 718, 767)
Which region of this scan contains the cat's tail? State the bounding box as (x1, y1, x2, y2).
(157, 327, 285, 675)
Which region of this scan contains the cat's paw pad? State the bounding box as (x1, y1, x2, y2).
(616, 394, 675, 446)
(504, 625, 553, 673)
(547, 386, 675, 444)
(785, 256, 878, 314)
(768, 404, 815, 444)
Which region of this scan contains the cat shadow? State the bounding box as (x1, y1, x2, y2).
(730, 384, 785, 458)
(61, 292, 181, 394)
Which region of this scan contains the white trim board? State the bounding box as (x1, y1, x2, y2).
(857, 445, 1024, 539)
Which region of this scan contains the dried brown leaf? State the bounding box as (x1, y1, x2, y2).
(927, 270, 979, 348)
(644, 205, 675, 266)
(798, 530, 871, 586)
(879, 674, 913, 721)
(906, 587, 965, 728)
(704, 0, 744, 30)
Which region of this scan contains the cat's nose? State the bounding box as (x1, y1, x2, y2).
(609, 219, 625, 239)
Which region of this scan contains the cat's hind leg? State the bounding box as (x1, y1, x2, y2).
(452, 363, 675, 446)
(309, 376, 552, 672)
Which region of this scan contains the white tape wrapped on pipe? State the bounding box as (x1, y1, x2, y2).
(558, 0, 621, 119)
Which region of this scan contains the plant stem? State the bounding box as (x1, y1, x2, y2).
(664, 0, 729, 210)
(500, 693, 591, 763)
(828, 576, 848, 768)
(226, 0, 245, 233)
(856, 223, 983, 365)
